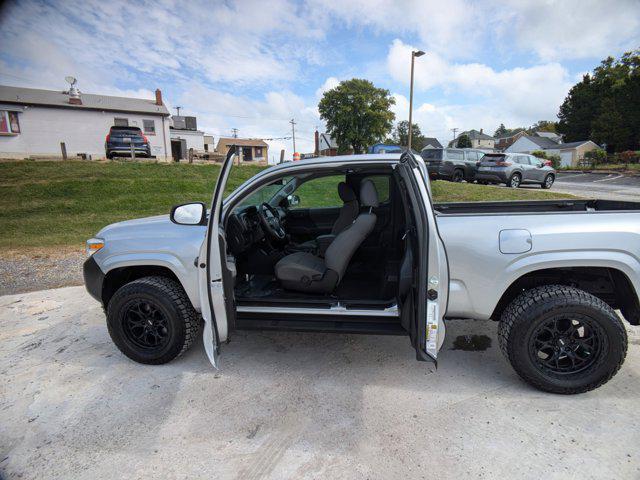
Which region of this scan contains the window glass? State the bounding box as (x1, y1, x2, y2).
(421, 149, 443, 160)
(362, 175, 390, 203)
(234, 177, 294, 209)
(447, 150, 464, 160)
(291, 174, 344, 209)
(142, 119, 155, 135)
(465, 151, 478, 161)
(0, 111, 20, 133)
(114, 117, 128, 127)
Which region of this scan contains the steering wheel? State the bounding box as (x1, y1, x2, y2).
(258, 203, 286, 240)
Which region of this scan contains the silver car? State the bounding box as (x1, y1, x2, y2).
(475, 153, 556, 189)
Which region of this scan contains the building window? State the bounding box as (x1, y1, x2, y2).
(114, 117, 128, 127)
(255, 147, 263, 157)
(0, 111, 20, 134)
(143, 119, 156, 135)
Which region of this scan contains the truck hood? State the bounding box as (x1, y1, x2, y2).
(96, 214, 207, 243)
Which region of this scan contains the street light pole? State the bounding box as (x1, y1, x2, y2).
(408, 50, 425, 151)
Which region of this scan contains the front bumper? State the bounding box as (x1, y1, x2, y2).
(83, 256, 105, 303)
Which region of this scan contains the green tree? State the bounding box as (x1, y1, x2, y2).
(494, 123, 508, 137)
(456, 134, 471, 148)
(557, 49, 640, 151)
(530, 120, 557, 133)
(386, 120, 427, 150)
(319, 78, 396, 153)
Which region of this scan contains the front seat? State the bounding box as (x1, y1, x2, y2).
(275, 180, 379, 294)
(294, 182, 359, 253)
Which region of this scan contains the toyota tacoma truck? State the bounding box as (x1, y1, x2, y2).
(83, 151, 640, 394)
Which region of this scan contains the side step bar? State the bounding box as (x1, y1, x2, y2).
(235, 317, 406, 336)
(236, 304, 399, 317)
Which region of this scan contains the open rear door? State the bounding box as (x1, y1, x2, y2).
(397, 152, 449, 362)
(199, 148, 236, 367)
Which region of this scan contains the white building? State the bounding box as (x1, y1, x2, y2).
(0, 84, 171, 160)
(506, 134, 602, 167)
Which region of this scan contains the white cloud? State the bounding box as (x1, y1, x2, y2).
(315, 77, 341, 98)
(387, 39, 573, 137)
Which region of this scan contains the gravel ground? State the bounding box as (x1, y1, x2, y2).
(0, 249, 85, 296)
(1, 286, 639, 480)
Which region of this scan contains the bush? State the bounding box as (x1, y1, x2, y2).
(547, 154, 561, 169)
(583, 149, 607, 166)
(617, 150, 640, 164)
(531, 150, 548, 159)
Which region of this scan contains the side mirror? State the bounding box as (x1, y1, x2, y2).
(170, 202, 206, 225)
(287, 194, 300, 207)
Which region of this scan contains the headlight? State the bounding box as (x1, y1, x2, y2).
(86, 238, 105, 255)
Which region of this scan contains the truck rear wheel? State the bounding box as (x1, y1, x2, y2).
(106, 276, 200, 365)
(498, 285, 627, 394)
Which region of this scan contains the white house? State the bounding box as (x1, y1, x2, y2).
(506, 134, 602, 167)
(449, 129, 495, 150)
(0, 83, 171, 160)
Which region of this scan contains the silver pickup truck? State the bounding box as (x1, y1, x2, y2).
(83, 152, 640, 394)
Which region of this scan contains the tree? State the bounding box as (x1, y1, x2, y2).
(456, 134, 471, 148)
(557, 49, 640, 151)
(530, 120, 557, 133)
(494, 123, 508, 137)
(386, 120, 427, 150)
(318, 78, 395, 153)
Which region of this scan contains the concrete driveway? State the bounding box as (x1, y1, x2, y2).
(1, 286, 639, 480)
(551, 172, 640, 201)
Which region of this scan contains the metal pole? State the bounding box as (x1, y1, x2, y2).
(290, 119, 296, 155)
(408, 52, 415, 151)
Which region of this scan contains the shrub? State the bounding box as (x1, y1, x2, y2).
(617, 150, 640, 164)
(547, 154, 561, 169)
(531, 150, 548, 159)
(584, 149, 607, 166)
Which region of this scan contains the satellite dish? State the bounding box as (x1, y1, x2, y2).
(65, 76, 77, 86)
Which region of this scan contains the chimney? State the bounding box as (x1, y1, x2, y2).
(68, 84, 82, 105)
(155, 88, 163, 106)
(314, 129, 319, 156)
(480, 128, 483, 134)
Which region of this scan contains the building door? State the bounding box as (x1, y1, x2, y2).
(171, 139, 187, 162)
(242, 147, 253, 161)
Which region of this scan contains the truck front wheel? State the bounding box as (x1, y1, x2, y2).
(498, 285, 627, 394)
(106, 276, 200, 365)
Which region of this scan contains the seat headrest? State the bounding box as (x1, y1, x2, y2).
(359, 180, 379, 208)
(338, 182, 356, 203)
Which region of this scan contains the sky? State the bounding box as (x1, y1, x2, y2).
(0, 0, 639, 161)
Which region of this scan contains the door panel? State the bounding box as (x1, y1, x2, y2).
(200, 148, 236, 368)
(397, 153, 449, 362)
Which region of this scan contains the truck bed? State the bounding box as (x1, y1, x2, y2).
(434, 199, 640, 215)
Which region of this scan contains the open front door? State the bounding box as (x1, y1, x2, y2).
(199, 148, 236, 367)
(397, 152, 449, 362)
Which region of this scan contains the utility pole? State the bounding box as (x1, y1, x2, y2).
(290, 119, 297, 154)
(451, 128, 459, 141)
(231, 128, 238, 138)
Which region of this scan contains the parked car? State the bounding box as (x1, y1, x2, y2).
(83, 151, 640, 394)
(105, 126, 151, 159)
(476, 152, 556, 189)
(421, 148, 485, 182)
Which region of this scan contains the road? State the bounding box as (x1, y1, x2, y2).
(550, 172, 640, 201)
(1, 286, 639, 480)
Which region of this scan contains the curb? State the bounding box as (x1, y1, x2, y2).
(559, 169, 640, 177)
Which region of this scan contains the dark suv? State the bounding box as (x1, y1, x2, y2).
(105, 126, 151, 159)
(421, 148, 485, 182)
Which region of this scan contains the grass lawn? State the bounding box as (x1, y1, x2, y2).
(0, 160, 576, 250)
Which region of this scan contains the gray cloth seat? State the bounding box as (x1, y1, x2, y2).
(275, 180, 379, 293)
(295, 182, 359, 254)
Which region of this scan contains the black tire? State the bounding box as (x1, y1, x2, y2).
(498, 285, 627, 394)
(508, 172, 521, 188)
(106, 276, 200, 365)
(541, 174, 555, 189)
(452, 169, 464, 183)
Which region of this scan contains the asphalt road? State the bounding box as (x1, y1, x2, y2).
(550, 172, 640, 201)
(1, 286, 639, 480)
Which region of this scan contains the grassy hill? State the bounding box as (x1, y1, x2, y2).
(0, 160, 575, 250)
